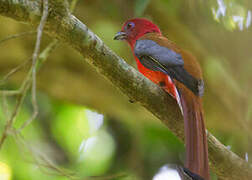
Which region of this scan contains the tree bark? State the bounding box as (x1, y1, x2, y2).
(0, 0, 251, 179)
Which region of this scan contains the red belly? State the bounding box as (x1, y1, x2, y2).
(136, 59, 177, 98)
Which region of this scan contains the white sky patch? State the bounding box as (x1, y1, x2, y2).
(246, 11, 251, 28)
(153, 165, 181, 180)
(86, 109, 104, 134)
(78, 136, 98, 160)
(78, 110, 105, 160)
(233, 16, 244, 30)
(217, 0, 226, 18)
(245, 152, 249, 162)
(212, 0, 252, 30)
(79, 139, 86, 153)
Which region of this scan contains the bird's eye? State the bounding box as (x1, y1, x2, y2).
(125, 22, 135, 30)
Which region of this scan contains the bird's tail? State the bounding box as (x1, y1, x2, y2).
(179, 89, 210, 180)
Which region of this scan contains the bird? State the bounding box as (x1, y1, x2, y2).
(114, 18, 209, 180)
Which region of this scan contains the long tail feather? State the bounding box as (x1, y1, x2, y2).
(179, 89, 209, 180)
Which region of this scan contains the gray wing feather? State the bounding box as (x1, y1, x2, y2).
(134, 39, 184, 67)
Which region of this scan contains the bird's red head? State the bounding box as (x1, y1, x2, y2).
(114, 18, 161, 47)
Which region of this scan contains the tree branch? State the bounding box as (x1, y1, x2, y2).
(0, 0, 251, 179)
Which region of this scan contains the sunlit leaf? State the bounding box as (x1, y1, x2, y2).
(0, 162, 11, 180)
(51, 104, 89, 158)
(77, 130, 115, 176)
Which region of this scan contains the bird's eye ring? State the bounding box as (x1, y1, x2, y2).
(125, 22, 135, 30)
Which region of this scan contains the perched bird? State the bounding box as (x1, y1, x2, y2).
(114, 18, 209, 180)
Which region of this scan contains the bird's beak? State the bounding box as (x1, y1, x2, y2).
(114, 31, 127, 40)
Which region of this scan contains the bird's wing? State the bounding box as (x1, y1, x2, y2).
(134, 39, 184, 68)
(134, 39, 203, 96)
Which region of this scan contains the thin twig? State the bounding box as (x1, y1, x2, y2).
(70, 0, 79, 12)
(0, 79, 30, 148)
(1, 94, 10, 118)
(0, 90, 21, 96)
(84, 173, 127, 180)
(36, 39, 59, 69)
(13, 131, 125, 180)
(0, 39, 58, 97)
(0, 58, 31, 86)
(0, 0, 49, 149)
(21, 0, 49, 129)
(12, 132, 78, 179)
(18, 41, 59, 131)
(0, 31, 36, 44)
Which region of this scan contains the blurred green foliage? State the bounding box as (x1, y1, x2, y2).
(134, 0, 151, 17)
